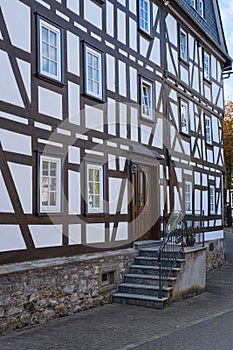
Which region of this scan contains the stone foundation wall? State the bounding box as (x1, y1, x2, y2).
(0, 249, 136, 333)
(206, 239, 225, 272)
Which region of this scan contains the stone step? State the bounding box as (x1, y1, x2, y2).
(118, 282, 173, 298)
(112, 292, 168, 309)
(124, 273, 177, 287)
(129, 264, 181, 276)
(134, 256, 185, 268)
(139, 248, 185, 259)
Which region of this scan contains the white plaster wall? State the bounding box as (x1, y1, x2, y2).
(149, 38, 160, 66)
(1, 0, 31, 52)
(106, 54, 115, 92)
(30, 225, 63, 248)
(84, 0, 102, 29)
(129, 67, 137, 101)
(0, 170, 14, 212)
(16, 59, 31, 102)
(68, 146, 80, 164)
(129, 0, 137, 14)
(141, 124, 151, 145)
(205, 230, 224, 241)
(110, 222, 128, 241)
(107, 98, 116, 135)
(69, 224, 81, 245)
(108, 154, 116, 170)
(140, 36, 149, 57)
(67, 0, 79, 15)
(68, 81, 80, 125)
(0, 111, 28, 125)
(8, 163, 32, 214)
(202, 191, 208, 215)
(129, 18, 137, 51)
(67, 31, 80, 76)
(68, 170, 81, 215)
(117, 9, 126, 44)
(192, 66, 199, 92)
(166, 14, 177, 47)
(204, 85, 211, 101)
(152, 118, 163, 149)
(194, 189, 201, 211)
(38, 87, 62, 119)
(109, 178, 128, 214)
(181, 66, 189, 85)
(0, 50, 24, 107)
(0, 225, 26, 252)
(118, 61, 127, 97)
(131, 107, 138, 142)
(120, 103, 127, 139)
(0, 129, 31, 156)
(207, 149, 213, 163)
(106, 1, 114, 37)
(86, 223, 105, 243)
(85, 105, 103, 132)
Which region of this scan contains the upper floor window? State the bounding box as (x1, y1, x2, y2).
(209, 184, 216, 215)
(84, 44, 103, 100)
(203, 51, 211, 81)
(199, 0, 204, 17)
(39, 155, 62, 213)
(179, 28, 188, 62)
(86, 163, 104, 213)
(140, 77, 153, 120)
(184, 181, 192, 212)
(138, 0, 151, 36)
(205, 115, 212, 145)
(180, 99, 190, 135)
(37, 16, 63, 82)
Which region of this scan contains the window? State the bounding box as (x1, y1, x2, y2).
(191, 0, 196, 9)
(209, 184, 216, 215)
(180, 99, 189, 134)
(84, 44, 103, 100)
(199, 0, 204, 17)
(179, 28, 188, 62)
(184, 181, 192, 212)
(86, 164, 103, 213)
(203, 51, 211, 80)
(39, 155, 62, 213)
(138, 0, 151, 35)
(205, 115, 212, 144)
(37, 16, 62, 82)
(140, 78, 153, 120)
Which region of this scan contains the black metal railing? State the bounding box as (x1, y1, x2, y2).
(158, 210, 205, 298)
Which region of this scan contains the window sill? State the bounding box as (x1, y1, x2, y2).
(138, 27, 153, 41)
(83, 92, 105, 104)
(36, 73, 65, 87)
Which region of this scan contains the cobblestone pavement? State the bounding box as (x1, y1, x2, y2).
(0, 228, 233, 350)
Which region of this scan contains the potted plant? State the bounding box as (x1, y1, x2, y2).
(185, 227, 196, 247)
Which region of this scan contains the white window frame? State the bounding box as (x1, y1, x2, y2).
(38, 17, 62, 81)
(209, 184, 216, 215)
(86, 163, 104, 213)
(184, 181, 192, 213)
(84, 45, 103, 100)
(39, 155, 62, 213)
(138, 0, 151, 35)
(180, 28, 188, 62)
(203, 51, 211, 80)
(180, 99, 190, 135)
(191, 0, 196, 9)
(199, 0, 204, 17)
(205, 115, 212, 144)
(140, 78, 153, 120)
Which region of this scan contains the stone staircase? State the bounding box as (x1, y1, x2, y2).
(112, 243, 185, 309)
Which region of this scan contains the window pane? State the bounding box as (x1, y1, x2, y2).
(42, 191, 49, 206)
(42, 43, 49, 58)
(94, 169, 100, 182)
(50, 162, 57, 176)
(93, 82, 99, 94)
(50, 61, 57, 76)
(42, 58, 49, 72)
(42, 177, 49, 189)
(88, 182, 94, 194)
(50, 192, 56, 206)
(88, 66, 93, 79)
(42, 27, 49, 42)
(50, 31, 57, 46)
(95, 183, 100, 195)
(50, 47, 57, 61)
(93, 55, 99, 69)
(88, 52, 92, 66)
(50, 178, 57, 192)
(95, 196, 100, 208)
(42, 161, 49, 175)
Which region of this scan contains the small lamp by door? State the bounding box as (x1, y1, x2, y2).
(130, 163, 138, 174)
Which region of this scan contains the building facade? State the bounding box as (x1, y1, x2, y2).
(0, 0, 231, 265)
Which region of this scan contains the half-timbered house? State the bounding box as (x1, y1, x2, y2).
(0, 0, 231, 327)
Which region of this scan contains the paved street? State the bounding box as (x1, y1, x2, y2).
(0, 228, 233, 350)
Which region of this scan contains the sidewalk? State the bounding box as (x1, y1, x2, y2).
(0, 228, 233, 350)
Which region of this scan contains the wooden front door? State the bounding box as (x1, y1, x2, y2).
(131, 165, 159, 241)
